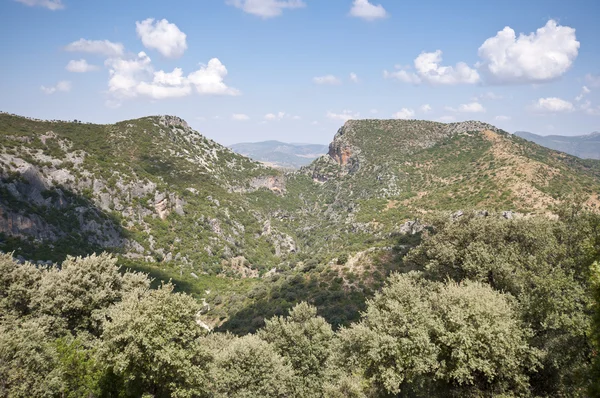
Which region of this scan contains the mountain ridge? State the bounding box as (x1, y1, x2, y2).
(229, 140, 328, 169)
(514, 130, 600, 159)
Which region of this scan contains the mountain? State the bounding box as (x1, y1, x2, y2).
(514, 130, 600, 159)
(2, 113, 600, 332)
(0, 112, 295, 273)
(229, 140, 328, 169)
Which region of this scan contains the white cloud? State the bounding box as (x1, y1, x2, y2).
(232, 113, 250, 121)
(384, 69, 421, 84)
(439, 115, 456, 122)
(227, 0, 305, 18)
(459, 102, 486, 113)
(478, 20, 579, 84)
(137, 67, 192, 100)
(326, 110, 359, 121)
(66, 59, 99, 73)
(532, 97, 574, 113)
(581, 101, 600, 116)
(414, 51, 480, 85)
(41, 80, 71, 94)
(313, 75, 341, 85)
(65, 39, 124, 57)
(420, 104, 432, 113)
(385, 50, 480, 85)
(585, 74, 600, 88)
(495, 115, 511, 121)
(15, 0, 63, 10)
(292, 115, 301, 120)
(136, 18, 187, 59)
(188, 59, 240, 96)
(349, 0, 387, 21)
(264, 112, 286, 120)
(392, 108, 415, 120)
(446, 102, 486, 113)
(104, 52, 239, 104)
(349, 73, 359, 83)
(575, 86, 591, 102)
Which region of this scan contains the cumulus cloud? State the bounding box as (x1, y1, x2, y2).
(495, 115, 511, 121)
(385, 50, 480, 85)
(383, 69, 422, 84)
(188, 59, 240, 96)
(349, 0, 388, 21)
(41, 80, 71, 94)
(327, 110, 359, 121)
(446, 102, 486, 113)
(575, 86, 591, 102)
(104, 52, 239, 105)
(478, 20, 579, 84)
(420, 104, 432, 113)
(392, 108, 415, 120)
(232, 113, 250, 121)
(313, 75, 341, 85)
(458, 102, 486, 113)
(65, 39, 124, 57)
(66, 59, 99, 73)
(349, 73, 359, 83)
(136, 18, 187, 58)
(227, 0, 305, 18)
(532, 97, 574, 113)
(15, 0, 63, 10)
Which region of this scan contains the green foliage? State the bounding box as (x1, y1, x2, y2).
(259, 302, 335, 396)
(590, 261, 600, 397)
(339, 273, 537, 397)
(208, 334, 294, 397)
(32, 253, 149, 335)
(405, 211, 599, 396)
(99, 283, 210, 398)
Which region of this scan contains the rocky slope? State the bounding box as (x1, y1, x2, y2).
(0, 112, 295, 271)
(515, 130, 600, 159)
(2, 113, 600, 275)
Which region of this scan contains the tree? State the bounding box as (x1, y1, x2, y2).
(405, 213, 597, 395)
(259, 302, 335, 396)
(32, 253, 150, 336)
(208, 334, 294, 398)
(338, 273, 537, 397)
(98, 283, 209, 398)
(0, 253, 41, 317)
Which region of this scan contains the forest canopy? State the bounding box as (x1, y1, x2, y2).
(1, 209, 600, 397)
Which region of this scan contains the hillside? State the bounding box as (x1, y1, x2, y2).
(515, 130, 600, 159)
(0, 112, 295, 273)
(283, 119, 600, 258)
(2, 113, 600, 333)
(229, 140, 328, 169)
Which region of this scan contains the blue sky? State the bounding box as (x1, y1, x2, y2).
(1, 0, 599, 145)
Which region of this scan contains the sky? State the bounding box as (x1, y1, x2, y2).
(1, 0, 600, 145)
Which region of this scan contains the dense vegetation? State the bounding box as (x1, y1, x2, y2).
(2, 209, 599, 397)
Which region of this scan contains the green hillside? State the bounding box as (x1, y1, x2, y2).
(2, 113, 600, 332)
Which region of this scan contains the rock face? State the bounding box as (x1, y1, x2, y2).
(0, 113, 290, 269)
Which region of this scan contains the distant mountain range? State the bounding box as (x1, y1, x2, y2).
(229, 140, 329, 169)
(514, 131, 600, 159)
